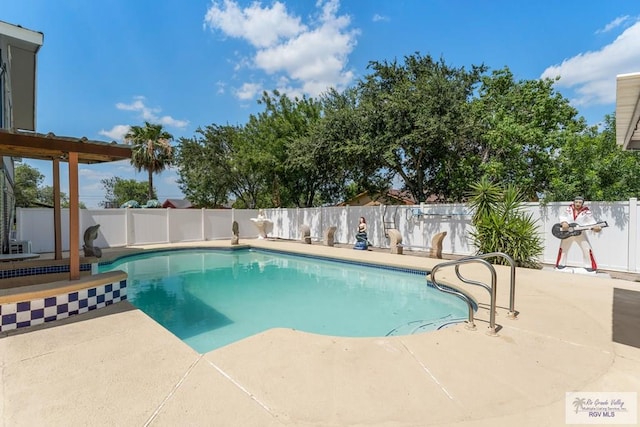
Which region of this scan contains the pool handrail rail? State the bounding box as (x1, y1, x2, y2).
(454, 252, 517, 319)
(430, 257, 498, 336)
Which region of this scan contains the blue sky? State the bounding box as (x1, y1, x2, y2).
(3, 0, 640, 208)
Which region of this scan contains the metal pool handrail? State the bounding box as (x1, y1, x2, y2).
(430, 257, 498, 336)
(454, 252, 517, 319)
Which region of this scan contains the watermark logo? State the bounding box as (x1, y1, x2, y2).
(566, 392, 637, 424)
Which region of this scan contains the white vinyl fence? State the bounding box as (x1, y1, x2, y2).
(15, 198, 639, 273)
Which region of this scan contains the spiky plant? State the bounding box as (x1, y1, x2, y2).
(468, 178, 543, 268)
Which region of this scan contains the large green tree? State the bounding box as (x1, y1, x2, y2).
(175, 123, 273, 209)
(169, 54, 636, 207)
(546, 115, 640, 201)
(175, 125, 235, 208)
(315, 88, 390, 203)
(356, 53, 487, 203)
(470, 68, 586, 200)
(100, 177, 152, 208)
(14, 164, 82, 208)
(224, 124, 272, 208)
(14, 163, 43, 207)
(124, 121, 174, 201)
(175, 91, 352, 209)
(245, 91, 328, 207)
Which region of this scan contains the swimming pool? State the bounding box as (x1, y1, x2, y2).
(99, 249, 468, 353)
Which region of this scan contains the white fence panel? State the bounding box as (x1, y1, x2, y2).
(203, 209, 234, 240)
(300, 208, 321, 241)
(389, 204, 473, 255)
(168, 209, 204, 242)
(16, 208, 55, 253)
(320, 206, 349, 244)
(268, 208, 296, 240)
(128, 209, 168, 245)
(83, 209, 127, 248)
(592, 201, 633, 272)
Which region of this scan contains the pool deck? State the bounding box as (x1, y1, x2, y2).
(2, 239, 640, 426)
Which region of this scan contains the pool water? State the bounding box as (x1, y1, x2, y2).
(100, 249, 467, 353)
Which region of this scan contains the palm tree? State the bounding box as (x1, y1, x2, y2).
(124, 122, 174, 201)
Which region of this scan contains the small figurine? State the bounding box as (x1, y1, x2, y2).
(354, 216, 370, 250)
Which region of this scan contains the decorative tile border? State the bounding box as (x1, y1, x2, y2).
(0, 280, 127, 332)
(0, 263, 92, 280)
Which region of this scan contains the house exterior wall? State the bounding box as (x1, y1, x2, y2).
(0, 21, 43, 253)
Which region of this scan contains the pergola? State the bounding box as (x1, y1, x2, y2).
(0, 129, 131, 279)
(616, 72, 640, 151)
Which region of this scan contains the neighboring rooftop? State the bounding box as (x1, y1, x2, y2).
(162, 198, 193, 209)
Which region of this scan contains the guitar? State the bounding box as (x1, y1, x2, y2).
(551, 221, 608, 239)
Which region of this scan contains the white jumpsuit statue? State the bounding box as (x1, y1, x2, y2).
(555, 199, 600, 271)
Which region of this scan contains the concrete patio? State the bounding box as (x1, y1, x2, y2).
(1, 239, 639, 426)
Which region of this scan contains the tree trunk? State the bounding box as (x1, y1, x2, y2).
(148, 169, 154, 201)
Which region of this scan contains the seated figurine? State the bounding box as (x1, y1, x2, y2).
(354, 216, 370, 250)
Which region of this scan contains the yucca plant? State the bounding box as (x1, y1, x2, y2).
(468, 178, 543, 268)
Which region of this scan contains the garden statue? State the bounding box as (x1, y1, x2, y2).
(231, 221, 239, 245)
(553, 196, 607, 273)
(83, 224, 102, 258)
(250, 209, 272, 239)
(354, 216, 371, 250)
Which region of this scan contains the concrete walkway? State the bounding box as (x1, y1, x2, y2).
(1, 239, 639, 426)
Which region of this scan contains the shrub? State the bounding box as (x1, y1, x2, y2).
(468, 177, 543, 268)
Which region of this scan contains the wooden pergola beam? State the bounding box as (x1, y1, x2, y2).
(0, 129, 131, 279)
(0, 129, 131, 163)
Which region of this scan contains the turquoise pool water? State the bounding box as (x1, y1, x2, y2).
(99, 249, 467, 353)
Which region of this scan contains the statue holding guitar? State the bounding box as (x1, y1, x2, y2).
(554, 196, 606, 272)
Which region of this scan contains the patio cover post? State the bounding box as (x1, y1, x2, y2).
(53, 158, 62, 260)
(68, 152, 79, 280)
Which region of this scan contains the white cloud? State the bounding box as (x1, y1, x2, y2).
(158, 115, 189, 128)
(79, 167, 117, 182)
(372, 14, 389, 23)
(115, 96, 189, 128)
(596, 15, 631, 34)
(235, 82, 263, 100)
(540, 19, 640, 106)
(204, 0, 359, 100)
(204, 0, 306, 48)
(99, 124, 130, 141)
